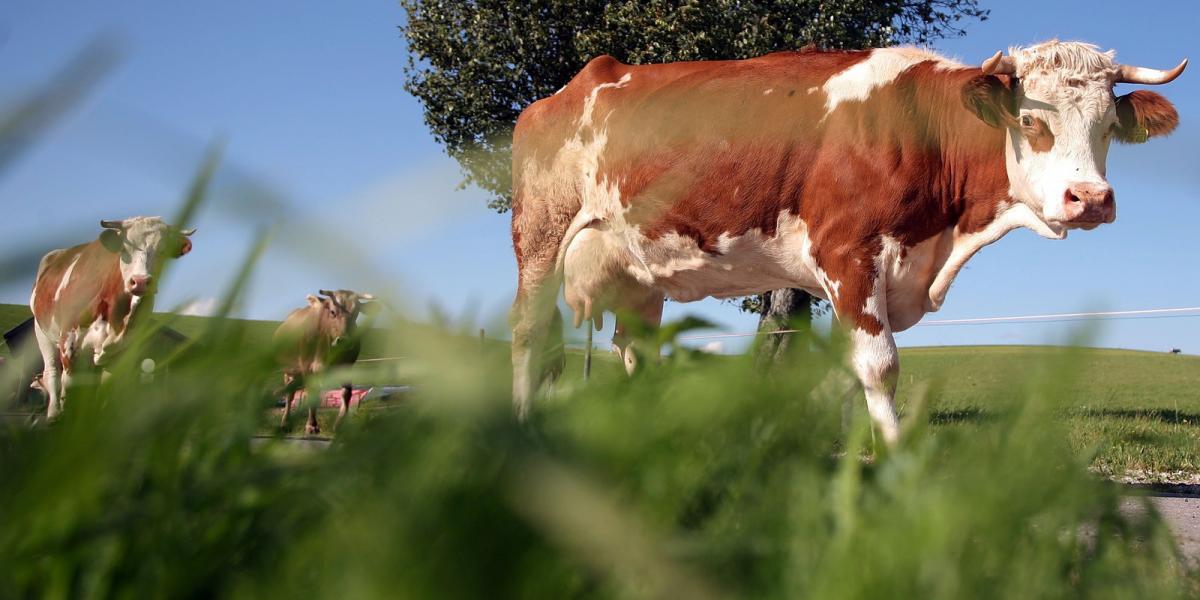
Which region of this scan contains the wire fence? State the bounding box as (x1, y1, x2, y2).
(675, 306, 1200, 342)
(346, 306, 1200, 361)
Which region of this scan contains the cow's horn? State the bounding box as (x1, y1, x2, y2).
(1117, 58, 1188, 85)
(357, 293, 375, 302)
(981, 51, 1017, 75)
(100, 219, 125, 229)
(318, 289, 334, 297)
(179, 227, 196, 236)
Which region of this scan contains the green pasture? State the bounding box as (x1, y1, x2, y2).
(6, 301, 1197, 479)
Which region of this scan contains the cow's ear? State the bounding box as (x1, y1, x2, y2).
(1115, 90, 1179, 143)
(100, 229, 123, 252)
(962, 74, 1016, 129)
(175, 236, 192, 257)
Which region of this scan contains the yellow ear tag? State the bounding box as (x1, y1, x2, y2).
(1131, 126, 1149, 143)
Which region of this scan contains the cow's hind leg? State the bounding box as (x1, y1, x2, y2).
(306, 406, 321, 436)
(510, 279, 564, 420)
(611, 291, 664, 376)
(33, 326, 63, 420)
(334, 383, 352, 430)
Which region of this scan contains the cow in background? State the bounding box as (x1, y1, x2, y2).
(30, 217, 195, 419)
(509, 41, 1185, 442)
(274, 289, 375, 435)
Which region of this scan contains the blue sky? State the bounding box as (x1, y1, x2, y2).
(1, 1, 1197, 353)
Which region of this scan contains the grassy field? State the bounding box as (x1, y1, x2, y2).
(557, 343, 1200, 480)
(6, 301, 1198, 479)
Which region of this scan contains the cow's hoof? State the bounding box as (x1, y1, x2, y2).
(305, 425, 321, 436)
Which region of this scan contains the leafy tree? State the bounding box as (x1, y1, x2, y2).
(399, 0, 987, 347)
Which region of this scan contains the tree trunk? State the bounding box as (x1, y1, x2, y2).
(754, 288, 813, 367)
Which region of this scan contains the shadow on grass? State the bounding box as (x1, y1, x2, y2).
(1077, 408, 1200, 426)
(1124, 483, 1200, 497)
(929, 407, 999, 425)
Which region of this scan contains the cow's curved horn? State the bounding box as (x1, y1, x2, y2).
(179, 227, 196, 236)
(100, 219, 125, 229)
(357, 293, 375, 302)
(981, 51, 1017, 75)
(318, 289, 334, 297)
(1117, 58, 1188, 85)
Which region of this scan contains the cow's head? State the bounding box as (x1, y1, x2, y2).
(99, 216, 195, 296)
(964, 41, 1185, 234)
(314, 289, 376, 345)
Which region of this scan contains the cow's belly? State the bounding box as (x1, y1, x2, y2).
(563, 217, 829, 310)
(633, 229, 827, 302)
(563, 218, 954, 332)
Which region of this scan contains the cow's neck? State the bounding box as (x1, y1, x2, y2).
(920, 72, 1062, 312)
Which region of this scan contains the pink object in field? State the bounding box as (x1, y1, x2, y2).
(289, 388, 370, 409)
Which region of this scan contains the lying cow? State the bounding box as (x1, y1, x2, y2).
(509, 40, 1185, 442)
(274, 289, 375, 435)
(30, 217, 194, 419)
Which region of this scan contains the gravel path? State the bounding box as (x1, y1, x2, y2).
(1121, 487, 1200, 566)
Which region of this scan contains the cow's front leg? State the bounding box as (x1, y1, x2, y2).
(849, 322, 900, 445)
(825, 267, 900, 445)
(280, 373, 297, 431)
(334, 383, 352, 430)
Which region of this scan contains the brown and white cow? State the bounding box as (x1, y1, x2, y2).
(30, 216, 195, 419)
(509, 41, 1185, 442)
(274, 289, 375, 435)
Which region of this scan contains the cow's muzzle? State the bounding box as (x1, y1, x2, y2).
(1062, 183, 1116, 228)
(127, 275, 153, 296)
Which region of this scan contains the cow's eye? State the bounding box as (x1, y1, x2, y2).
(1019, 114, 1035, 128)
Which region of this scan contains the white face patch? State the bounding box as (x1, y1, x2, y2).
(117, 217, 174, 286)
(822, 47, 960, 115)
(1001, 42, 1121, 226)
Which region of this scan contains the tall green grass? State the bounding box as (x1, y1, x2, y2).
(0, 273, 1192, 596)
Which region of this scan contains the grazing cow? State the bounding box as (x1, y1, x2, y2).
(509, 41, 1185, 442)
(30, 217, 195, 419)
(274, 289, 375, 435)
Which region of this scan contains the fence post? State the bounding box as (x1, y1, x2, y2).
(583, 324, 592, 381)
(479, 328, 486, 352)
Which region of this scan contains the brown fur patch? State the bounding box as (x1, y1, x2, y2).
(1024, 116, 1055, 152)
(32, 240, 128, 333)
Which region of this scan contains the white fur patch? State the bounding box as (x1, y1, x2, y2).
(53, 255, 80, 303)
(822, 48, 958, 115)
(563, 212, 834, 306)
